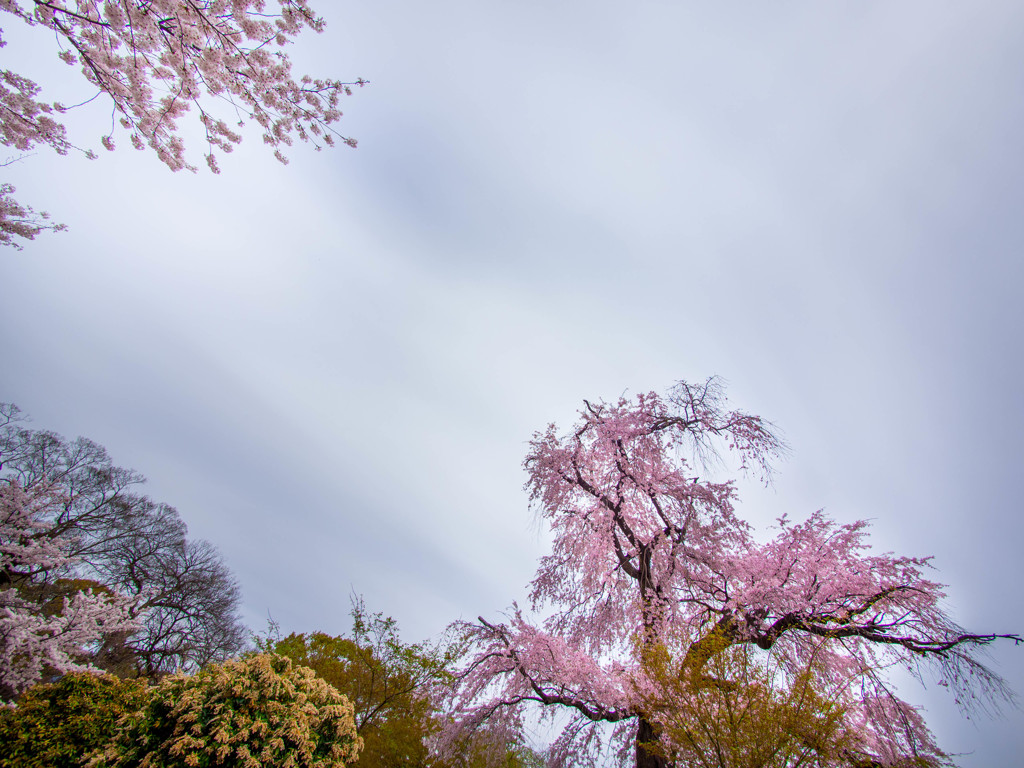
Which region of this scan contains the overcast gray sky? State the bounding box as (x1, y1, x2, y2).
(2, 0, 1023, 763)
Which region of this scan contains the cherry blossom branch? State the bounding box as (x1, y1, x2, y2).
(476, 616, 633, 723)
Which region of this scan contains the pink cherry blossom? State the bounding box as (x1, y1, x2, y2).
(443, 378, 1020, 768)
(0, 0, 364, 246)
(1, 480, 137, 698)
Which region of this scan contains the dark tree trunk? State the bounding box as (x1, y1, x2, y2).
(635, 564, 671, 768)
(636, 716, 671, 768)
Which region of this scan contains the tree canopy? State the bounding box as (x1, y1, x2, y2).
(2, 382, 1018, 766)
(259, 597, 458, 768)
(258, 597, 552, 768)
(0, 402, 246, 692)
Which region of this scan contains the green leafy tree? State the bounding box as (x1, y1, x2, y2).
(259, 598, 457, 768)
(0, 672, 148, 768)
(260, 599, 546, 768)
(632, 632, 929, 768)
(87, 653, 362, 768)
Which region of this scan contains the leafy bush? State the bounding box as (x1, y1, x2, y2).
(0, 672, 148, 768)
(88, 653, 362, 768)
(258, 597, 457, 768)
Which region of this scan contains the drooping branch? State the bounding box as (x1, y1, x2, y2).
(475, 617, 634, 724)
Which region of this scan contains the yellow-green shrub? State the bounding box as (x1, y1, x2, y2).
(88, 654, 362, 768)
(0, 672, 148, 768)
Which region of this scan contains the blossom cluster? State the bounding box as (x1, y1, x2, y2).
(2, 0, 362, 173)
(0, 0, 362, 246)
(0, 481, 137, 697)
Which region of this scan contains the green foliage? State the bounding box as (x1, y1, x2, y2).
(258, 597, 458, 768)
(0, 672, 148, 768)
(256, 598, 542, 768)
(635, 638, 856, 768)
(87, 653, 362, 768)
